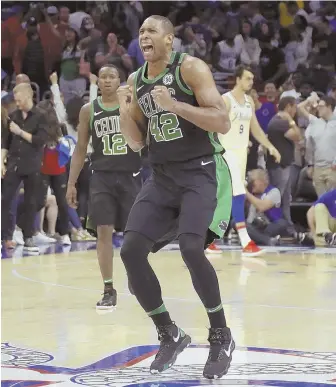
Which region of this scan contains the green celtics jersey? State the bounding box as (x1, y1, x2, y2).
(90, 97, 141, 172)
(133, 51, 224, 164)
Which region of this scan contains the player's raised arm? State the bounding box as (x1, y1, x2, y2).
(248, 96, 281, 164)
(117, 72, 146, 152)
(172, 56, 230, 134)
(67, 103, 91, 207)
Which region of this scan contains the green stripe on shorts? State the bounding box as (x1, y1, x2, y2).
(209, 154, 232, 238)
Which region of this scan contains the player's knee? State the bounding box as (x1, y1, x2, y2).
(179, 233, 204, 263)
(97, 225, 113, 242)
(120, 231, 152, 266)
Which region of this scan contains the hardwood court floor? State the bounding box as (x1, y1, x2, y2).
(1, 243, 336, 386)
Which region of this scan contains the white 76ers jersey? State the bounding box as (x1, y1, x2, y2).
(219, 92, 253, 151)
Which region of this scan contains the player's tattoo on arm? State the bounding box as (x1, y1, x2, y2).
(171, 56, 230, 134)
(68, 103, 91, 187)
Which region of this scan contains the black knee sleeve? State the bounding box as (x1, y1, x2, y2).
(179, 233, 222, 309)
(179, 233, 205, 265)
(120, 231, 153, 272)
(120, 231, 164, 313)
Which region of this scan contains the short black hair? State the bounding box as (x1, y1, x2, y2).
(320, 95, 336, 111)
(147, 15, 174, 35)
(235, 65, 254, 79)
(99, 64, 119, 76)
(278, 96, 296, 111)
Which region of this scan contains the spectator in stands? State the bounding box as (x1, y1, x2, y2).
(256, 83, 278, 133)
(127, 36, 145, 69)
(307, 188, 336, 246)
(122, 1, 144, 40)
(37, 98, 71, 246)
(244, 2, 266, 28)
(59, 26, 87, 104)
(110, 8, 133, 49)
(175, 25, 207, 60)
(281, 25, 309, 73)
(298, 80, 314, 102)
(212, 26, 240, 92)
(267, 96, 303, 232)
(260, 82, 278, 103)
(294, 15, 313, 53)
(245, 169, 287, 246)
(1, 83, 49, 253)
(59, 6, 70, 29)
(51, 72, 97, 230)
(95, 33, 133, 83)
(1, 5, 24, 79)
(258, 26, 288, 87)
(280, 71, 303, 100)
(279, 1, 308, 28)
(235, 20, 261, 70)
(319, 17, 336, 66)
(307, 37, 335, 93)
(298, 94, 336, 196)
(90, 7, 109, 38)
(13, 16, 51, 96)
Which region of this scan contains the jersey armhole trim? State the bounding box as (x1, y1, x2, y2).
(176, 53, 193, 96)
(133, 67, 141, 104)
(89, 101, 95, 132)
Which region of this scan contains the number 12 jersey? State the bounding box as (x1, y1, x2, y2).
(90, 97, 141, 172)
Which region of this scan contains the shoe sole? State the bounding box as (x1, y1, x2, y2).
(96, 305, 117, 310)
(205, 250, 222, 255)
(241, 248, 266, 257)
(150, 335, 191, 374)
(203, 340, 235, 379)
(328, 234, 336, 246)
(23, 247, 39, 253)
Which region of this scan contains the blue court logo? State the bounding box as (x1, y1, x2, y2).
(1, 343, 336, 387)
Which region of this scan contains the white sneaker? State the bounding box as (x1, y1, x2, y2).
(60, 234, 71, 245)
(13, 229, 24, 245)
(33, 232, 57, 244)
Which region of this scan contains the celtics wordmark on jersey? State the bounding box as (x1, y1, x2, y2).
(133, 51, 224, 164)
(90, 97, 141, 172)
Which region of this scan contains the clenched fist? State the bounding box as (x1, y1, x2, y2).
(117, 85, 132, 113)
(150, 85, 176, 112)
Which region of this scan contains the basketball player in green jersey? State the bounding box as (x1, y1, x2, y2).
(117, 16, 234, 379)
(66, 65, 141, 309)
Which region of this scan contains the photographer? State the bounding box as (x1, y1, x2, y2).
(245, 169, 288, 246)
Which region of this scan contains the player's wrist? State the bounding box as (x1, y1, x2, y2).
(169, 100, 179, 115)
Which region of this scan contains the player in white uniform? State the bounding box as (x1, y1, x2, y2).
(211, 65, 281, 256)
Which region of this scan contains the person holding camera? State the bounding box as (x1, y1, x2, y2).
(245, 169, 289, 246)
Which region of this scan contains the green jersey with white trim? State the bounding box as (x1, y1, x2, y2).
(133, 51, 224, 164)
(90, 97, 141, 172)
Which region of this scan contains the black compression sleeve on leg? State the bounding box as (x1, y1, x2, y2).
(120, 231, 172, 325)
(179, 233, 227, 328)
